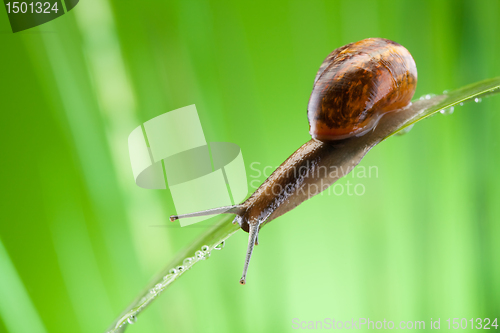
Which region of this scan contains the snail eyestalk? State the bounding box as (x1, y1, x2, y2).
(239, 222, 260, 285)
(169, 205, 241, 222)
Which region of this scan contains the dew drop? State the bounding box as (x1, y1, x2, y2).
(474, 97, 482, 103)
(195, 250, 205, 259)
(420, 93, 435, 100)
(154, 283, 162, 291)
(201, 245, 210, 252)
(169, 268, 178, 275)
(395, 124, 414, 136)
(440, 106, 454, 115)
(163, 274, 174, 282)
(127, 316, 137, 325)
(176, 265, 185, 272)
(183, 257, 193, 265)
(459, 102, 464, 106)
(214, 241, 225, 250)
(149, 289, 157, 296)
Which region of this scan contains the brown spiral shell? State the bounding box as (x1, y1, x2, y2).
(307, 38, 418, 141)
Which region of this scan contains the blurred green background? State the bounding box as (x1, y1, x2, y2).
(1, 0, 499, 332)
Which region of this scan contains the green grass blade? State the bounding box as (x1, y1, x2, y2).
(388, 77, 500, 138)
(106, 76, 500, 333)
(106, 217, 238, 333)
(0, 240, 48, 333)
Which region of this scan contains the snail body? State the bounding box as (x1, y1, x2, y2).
(170, 38, 417, 284)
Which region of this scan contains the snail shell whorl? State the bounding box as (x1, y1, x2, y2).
(307, 38, 418, 141)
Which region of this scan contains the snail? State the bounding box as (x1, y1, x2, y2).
(170, 38, 418, 284)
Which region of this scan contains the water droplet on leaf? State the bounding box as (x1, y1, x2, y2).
(440, 106, 454, 115)
(395, 124, 414, 136)
(214, 241, 225, 250)
(195, 250, 205, 259)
